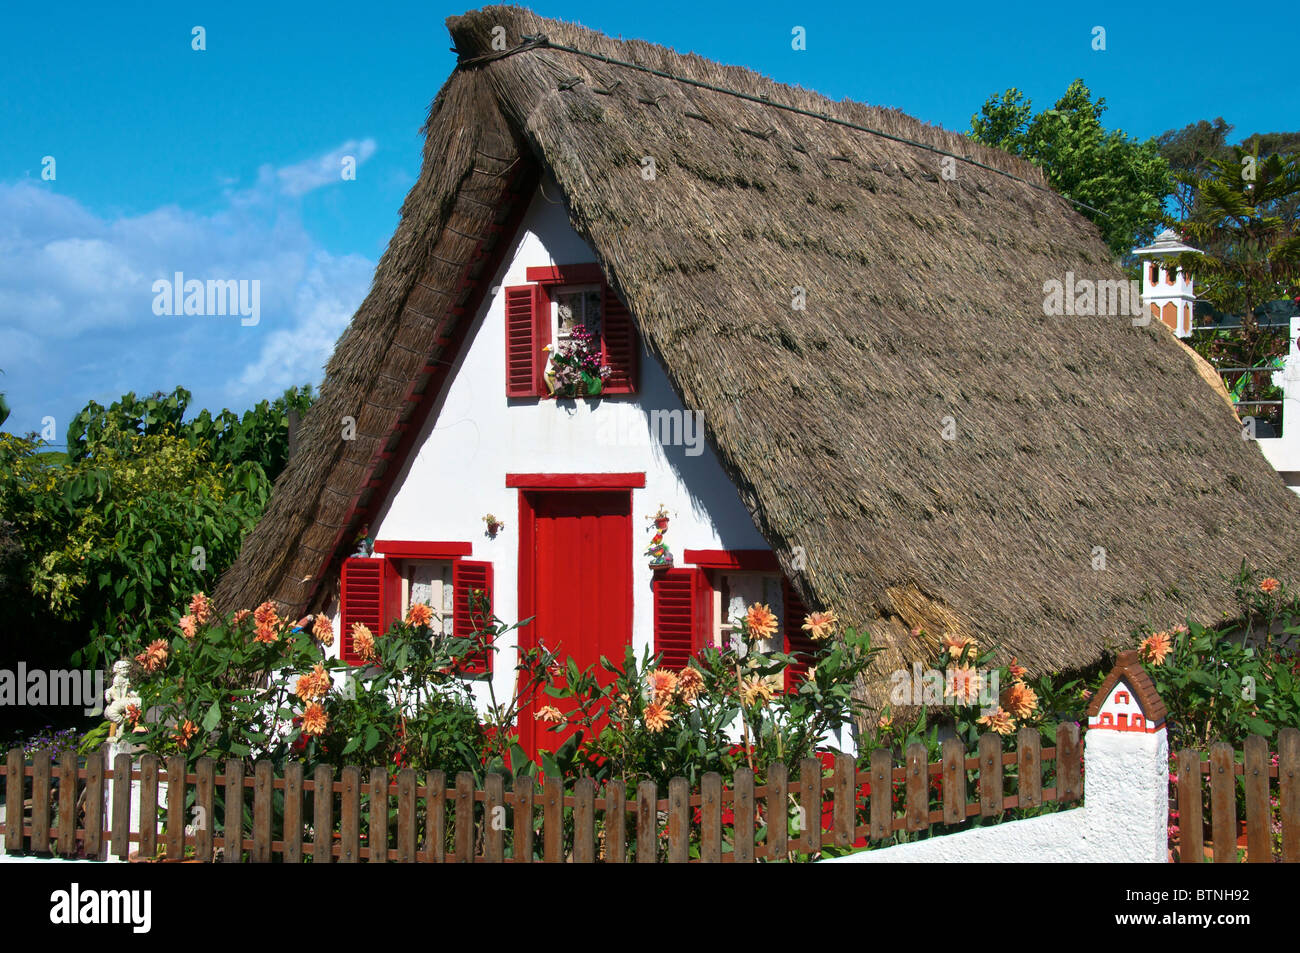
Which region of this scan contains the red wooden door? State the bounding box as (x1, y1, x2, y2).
(518, 490, 632, 758)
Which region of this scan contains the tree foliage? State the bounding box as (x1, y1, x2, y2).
(969, 80, 1173, 259)
(0, 385, 315, 680)
(1169, 148, 1300, 317)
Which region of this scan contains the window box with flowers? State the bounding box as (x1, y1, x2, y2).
(503, 264, 639, 399)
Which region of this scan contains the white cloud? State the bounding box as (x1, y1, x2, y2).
(0, 140, 377, 436)
(274, 138, 378, 197)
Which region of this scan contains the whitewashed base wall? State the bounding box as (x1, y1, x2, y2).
(823, 727, 1169, 863)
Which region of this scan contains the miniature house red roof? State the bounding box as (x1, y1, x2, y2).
(1086, 650, 1167, 726)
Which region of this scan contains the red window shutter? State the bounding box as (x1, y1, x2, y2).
(783, 577, 816, 691)
(340, 557, 398, 666)
(504, 284, 550, 397)
(601, 285, 638, 394)
(652, 568, 711, 670)
(453, 559, 494, 674)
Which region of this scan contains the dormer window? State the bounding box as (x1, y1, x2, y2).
(503, 264, 638, 398)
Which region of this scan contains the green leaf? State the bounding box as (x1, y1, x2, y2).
(201, 700, 221, 732)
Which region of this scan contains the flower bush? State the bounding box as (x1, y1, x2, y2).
(543, 603, 877, 791)
(547, 325, 611, 397)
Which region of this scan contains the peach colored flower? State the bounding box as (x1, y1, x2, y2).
(253, 600, 279, 627)
(877, 709, 893, 730)
(294, 664, 331, 702)
(644, 702, 673, 733)
(173, 719, 199, 749)
(313, 613, 334, 647)
(1001, 680, 1039, 719)
(1080, 688, 1093, 701)
(801, 610, 837, 641)
(300, 702, 328, 736)
(738, 675, 774, 708)
(745, 603, 779, 640)
(945, 664, 983, 705)
(189, 592, 212, 625)
(178, 614, 197, 641)
(125, 704, 142, 728)
(1140, 630, 1172, 666)
(135, 639, 169, 673)
(942, 633, 977, 659)
(406, 602, 434, 628)
(253, 600, 280, 643)
(646, 667, 678, 704)
(1260, 577, 1281, 595)
(351, 622, 377, 662)
(978, 707, 1015, 735)
(231, 609, 251, 626)
(536, 705, 564, 725)
(1008, 656, 1027, 681)
(676, 666, 704, 703)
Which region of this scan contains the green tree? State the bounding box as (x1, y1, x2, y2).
(1169, 148, 1300, 317)
(970, 80, 1173, 258)
(0, 384, 316, 682)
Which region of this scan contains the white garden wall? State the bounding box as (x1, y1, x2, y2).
(823, 726, 1170, 863)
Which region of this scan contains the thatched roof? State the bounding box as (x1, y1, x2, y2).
(215, 5, 1300, 694)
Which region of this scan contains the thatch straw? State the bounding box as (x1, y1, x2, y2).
(217, 6, 1300, 700)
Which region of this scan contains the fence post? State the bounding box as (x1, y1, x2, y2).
(57, 749, 78, 857)
(1242, 734, 1270, 863)
(195, 758, 215, 862)
(313, 765, 335, 864)
(1281, 727, 1300, 863)
(511, 773, 531, 864)
(605, 780, 626, 863)
(700, 772, 722, 862)
(941, 738, 966, 826)
(31, 748, 52, 855)
(667, 777, 689, 862)
(283, 762, 304, 863)
(573, 777, 595, 863)
(767, 762, 788, 859)
(1208, 743, 1236, 863)
(4, 748, 23, 854)
(396, 768, 417, 863)
(635, 781, 657, 863)
(84, 747, 106, 860)
(1176, 748, 1204, 863)
(734, 768, 755, 862)
(165, 755, 186, 860)
(368, 766, 388, 864)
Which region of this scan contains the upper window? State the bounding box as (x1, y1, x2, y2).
(504, 265, 639, 399)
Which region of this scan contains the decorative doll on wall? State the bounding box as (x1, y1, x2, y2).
(645, 504, 673, 568)
(352, 524, 373, 557)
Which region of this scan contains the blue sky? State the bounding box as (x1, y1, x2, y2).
(1, 0, 1296, 440)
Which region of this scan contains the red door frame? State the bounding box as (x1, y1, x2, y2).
(513, 473, 641, 758)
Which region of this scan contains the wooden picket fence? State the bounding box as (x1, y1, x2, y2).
(0, 725, 1082, 862)
(1172, 727, 1300, 863)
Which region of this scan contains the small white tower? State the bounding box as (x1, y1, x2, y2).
(1132, 228, 1202, 338)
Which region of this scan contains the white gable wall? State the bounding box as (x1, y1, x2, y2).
(331, 180, 770, 711)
